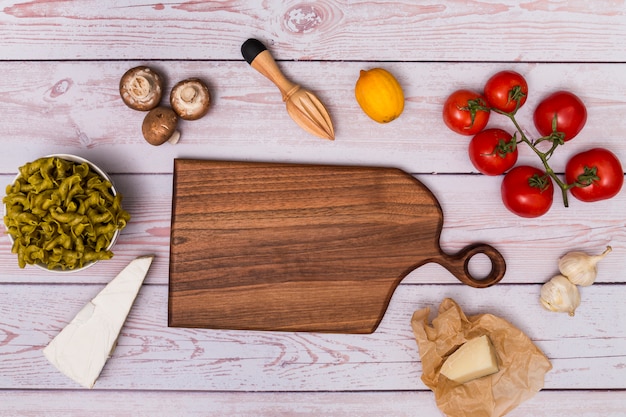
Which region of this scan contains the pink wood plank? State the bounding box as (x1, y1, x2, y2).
(0, 2, 625, 62)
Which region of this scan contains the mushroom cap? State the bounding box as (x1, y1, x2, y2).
(120, 66, 164, 111)
(141, 106, 179, 146)
(170, 78, 210, 120)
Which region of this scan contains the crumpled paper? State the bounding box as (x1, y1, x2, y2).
(411, 298, 552, 417)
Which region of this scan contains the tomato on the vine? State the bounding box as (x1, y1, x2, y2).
(533, 91, 587, 141)
(501, 166, 554, 217)
(469, 128, 518, 175)
(484, 70, 528, 113)
(565, 148, 624, 202)
(442, 89, 490, 135)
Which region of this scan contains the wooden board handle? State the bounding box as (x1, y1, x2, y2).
(435, 243, 506, 288)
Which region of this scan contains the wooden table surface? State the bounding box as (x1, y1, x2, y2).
(1, 2, 625, 416)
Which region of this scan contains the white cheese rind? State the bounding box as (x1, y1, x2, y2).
(43, 255, 154, 388)
(439, 335, 499, 384)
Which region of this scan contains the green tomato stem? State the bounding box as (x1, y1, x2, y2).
(494, 109, 571, 207)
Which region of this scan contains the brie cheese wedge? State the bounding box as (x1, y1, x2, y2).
(43, 255, 154, 388)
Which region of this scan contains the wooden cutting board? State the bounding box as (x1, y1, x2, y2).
(168, 159, 506, 333)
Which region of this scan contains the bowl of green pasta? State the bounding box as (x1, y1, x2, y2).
(3, 154, 131, 272)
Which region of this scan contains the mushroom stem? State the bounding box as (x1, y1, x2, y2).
(168, 131, 181, 145)
(129, 76, 153, 100)
(180, 85, 199, 103)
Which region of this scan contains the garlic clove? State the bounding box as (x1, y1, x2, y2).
(539, 274, 581, 316)
(558, 246, 612, 287)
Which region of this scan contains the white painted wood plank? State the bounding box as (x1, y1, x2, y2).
(3, 173, 624, 285)
(1, 283, 624, 391)
(0, 61, 624, 176)
(0, 390, 625, 417)
(1, 1, 625, 62)
(2, 1, 624, 414)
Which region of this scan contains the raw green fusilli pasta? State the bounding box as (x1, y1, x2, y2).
(3, 156, 131, 270)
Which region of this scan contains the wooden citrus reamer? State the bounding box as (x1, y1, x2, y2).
(241, 38, 335, 141)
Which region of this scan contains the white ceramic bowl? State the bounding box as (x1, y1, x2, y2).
(3, 154, 121, 273)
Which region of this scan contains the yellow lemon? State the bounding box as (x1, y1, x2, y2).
(355, 68, 404, 123)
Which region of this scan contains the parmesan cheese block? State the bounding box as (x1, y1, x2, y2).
(440, 335, 499, 383)
(43, 255, 154, 388)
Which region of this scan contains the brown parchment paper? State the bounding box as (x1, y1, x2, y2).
(411, 298, 552, 417)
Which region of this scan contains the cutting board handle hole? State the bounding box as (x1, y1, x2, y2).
(438, 243, 506, 288)
(467, 253, 492, 280)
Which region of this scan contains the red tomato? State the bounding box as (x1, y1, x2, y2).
(533, 91, 587, 141)
(469, 128, 518, 175)
(565, 148, 624, 202)
(442, 89, 491, 135)
(501, 166, 554, 217)
(483, 70, 528, 113)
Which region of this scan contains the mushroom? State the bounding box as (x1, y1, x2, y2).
(141, 106, 180, 146)
(169, 78, 210, 120)
(119, 66, 164, 111)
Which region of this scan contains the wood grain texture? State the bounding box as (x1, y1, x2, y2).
(1, 2, 626, 415)
(1, 284, 625, 391)
(1, 1, 625, 62)
(0, 390, 625, 417)
(168, 160, 505, 332)
(0, 61, 624, 176)
(242, 38, 335, 140)
(2, 173, 623, 286)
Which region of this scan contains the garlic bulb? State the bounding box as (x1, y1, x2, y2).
(540, 274, 581, 316)
(558, 246, 612, 286)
